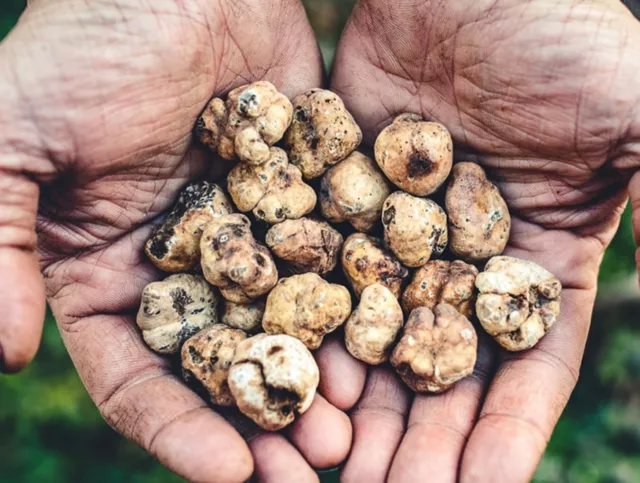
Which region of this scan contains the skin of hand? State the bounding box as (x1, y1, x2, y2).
(0, 1, 358, 482)
(326, 0, 640, 482)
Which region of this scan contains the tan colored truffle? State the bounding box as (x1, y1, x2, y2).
(374, 114, 453, 196)
(285, 89, 362, 179)
(446, 162, 510, 262)
(345, 284, 404, 365)
(227, 147, 317, 224)
(381, 192, 448, 267)
(136, 274, 219, 354)
(145, 182, 234, 273)
(265, 218, 343, 275)
(228, 334, 320, 431)
(402, 260, 478, 318)
(196, 81, 293, 164)
(341, 233, 410, 299)
(200, 214, 278, 303)
(262, 273, 351, 350)
(222, 299, 265, 334)
(181, 324, 247, 406)
(319, 152, 391, 232)
(391, 304, 477, 393)
(475, 256, 561, 351)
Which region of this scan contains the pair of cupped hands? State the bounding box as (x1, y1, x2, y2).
(1, 0, 639, 481)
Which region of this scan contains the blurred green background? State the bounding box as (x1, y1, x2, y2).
(1, 1, 639, 482)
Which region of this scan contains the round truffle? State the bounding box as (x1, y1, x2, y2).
(381, 191, 448, 267)
(222, 299, 265, 334)
(228, 334, 320, 431)
(374, 114, 453, 196)
(319, 151, 390, 232)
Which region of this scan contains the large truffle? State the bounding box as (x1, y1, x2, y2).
(200, 214, 278, 303)
(341, 233, 410, 299)
(446, 162, 510, 262)
(181, 324, 247, 406)
(145, 182, 234, 272)
(345, 284, 404, 365)
(196, 81, 293, 164)
(374, 114, 453, 196)
(226, 147, 317, 224)
(228, 334, 320, 431)
(402, 260, 478, 318)
(265, 217, 343, 275)
(285, 89, 362, 179)
(262, 273, 351, 350)
(381, 192, 448, 267)
(475, 256, 562, 351)
(391, 304, 477, 393)
(136, 274, 219, 354)
(319, 151, 390, 232)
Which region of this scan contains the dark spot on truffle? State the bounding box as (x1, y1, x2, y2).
(188, 346, 204, 364)
(408, 153, 434, 178)
(147, 235, 170, 259)
(267, 346, 283, 356)
(295, 107, 309, 123)
(255, 254, 266, 267)
(171, 288, 193, 316)
(382, 206, 396, 226)
(355, 259, 367, 272)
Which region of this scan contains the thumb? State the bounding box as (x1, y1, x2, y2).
(0, 169, 45, 373)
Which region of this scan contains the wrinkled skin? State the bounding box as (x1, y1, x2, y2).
(331, 1, 640, 482)
(0, 1, 353, 481)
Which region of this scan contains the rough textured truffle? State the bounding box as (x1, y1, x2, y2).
(402, 260, 478, 317)
(391, 304, 477, 393)
(145, 182, 234, 272)
(262, 273, 352, 350)
(475, 256, 561, 351)
(221, 299, 265, 334)
(285, 89, 362, 179)
(181, 324, 247, 406)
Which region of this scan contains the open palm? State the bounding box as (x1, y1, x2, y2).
(331, 0, 640, 481)
(0, 1, 355, 481)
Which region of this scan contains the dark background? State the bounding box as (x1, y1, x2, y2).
(1, 1, 639, 482)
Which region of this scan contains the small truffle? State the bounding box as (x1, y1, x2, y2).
(319, 151, 391, 232)
(475, 256, 562, 351)
(265, 217, 343, 274)
(228, 334, 320, 431)
(222, 299, 265, 334)
(181, 324, 248, 406)
(200, 214, 278, 303)
(374, 114, 453, 196)
(136, 274, 219, 354)
(391, 304, 477, 393)
(262, 273, 352, 350)
(285, 89, 362, 179)
(345, 284, 404, 365)
(196, 81, 293, 164)
(446, 162, 511, 262)
(402, 260, 478, 318)
(381, 192, 448, 267)
(341, 233, 410, 299)
(145, 182, 234, 272)
(227, 147, 317, 224)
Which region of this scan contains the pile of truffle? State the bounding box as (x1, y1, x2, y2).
(136, 82, 562, 431)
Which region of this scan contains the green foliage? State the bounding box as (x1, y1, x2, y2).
(1, 1, 639, 482)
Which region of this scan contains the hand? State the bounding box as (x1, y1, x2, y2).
(331, 0, 640, 481)
(0, 1, 354, 481)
